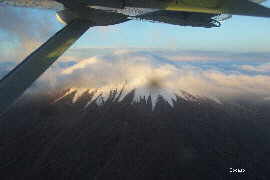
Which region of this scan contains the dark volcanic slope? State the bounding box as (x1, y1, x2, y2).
(0, 89, 270, 179)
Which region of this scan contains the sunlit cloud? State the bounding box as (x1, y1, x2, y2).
(61, 57, 99, 74)
(163, 55, 220, 62)
(239, 63, 270, 73)
(24, 49, 270, 104)
(60, 48, 270, 64)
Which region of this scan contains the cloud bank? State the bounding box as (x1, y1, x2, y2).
(239, 63, 270, 73)
(25, 49, 270, 104)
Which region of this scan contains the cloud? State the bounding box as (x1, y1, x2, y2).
(239, 63, 270, 73)
(1, 46, 269, 103)
(0, 5, 60, 62)
(61, 57, 99, 74)
(26, 49, 270, 104)
(61, 48, 270, 64)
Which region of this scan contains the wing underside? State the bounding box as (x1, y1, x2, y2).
(137, 11, 220, 28)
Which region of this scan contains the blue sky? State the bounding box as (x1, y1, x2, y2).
(75, 14, 270, 52)
(75, 13, 270, 52)
(83, 2, 270, 52)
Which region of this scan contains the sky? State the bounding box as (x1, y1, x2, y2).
(80, 1, 265, 52)
(70, 1, 269, 52)
(0, 1, 270, 103)
(1, 1, 270, 52)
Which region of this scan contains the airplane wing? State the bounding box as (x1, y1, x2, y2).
(137, 11, 220, 28)
(134, 0, 270, 18)
(1, 0, 270, 18)
(1, 0, 270, 20)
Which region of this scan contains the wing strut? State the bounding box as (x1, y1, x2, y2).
(0, 19, 92, 115)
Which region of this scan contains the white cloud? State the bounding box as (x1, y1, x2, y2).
(240, 63, 270, 73)
(30, 50, 270, 103)
(61, 57, 99, 74)
(163, 55, 221, 62)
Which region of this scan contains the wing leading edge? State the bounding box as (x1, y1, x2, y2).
(1, 0, 270, 18)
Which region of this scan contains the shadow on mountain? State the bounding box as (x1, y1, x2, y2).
(0, 89, 270, 179)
